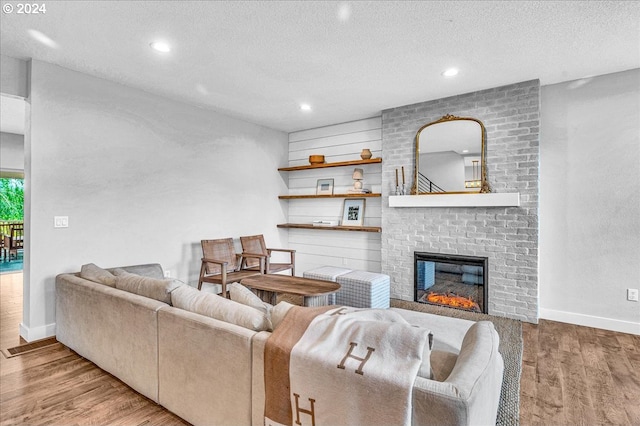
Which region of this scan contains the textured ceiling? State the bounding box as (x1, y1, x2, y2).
(1, 1, 639, 133)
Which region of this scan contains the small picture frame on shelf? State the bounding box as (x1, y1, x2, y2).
(341, 198, 365, 226)
(316, 178, 334, 195)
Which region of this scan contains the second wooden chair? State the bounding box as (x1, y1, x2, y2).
(240, 234, 295, 276)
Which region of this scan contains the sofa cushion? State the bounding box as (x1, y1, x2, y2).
(113, 269, 183, 304)
(171, 285, 271, 332)
(114, 263, 165, 279)
(80, 263, 116, 287)
(270, 300, 296, 330)
(430, 350, 458, 381)
(228, 283, 272, 315)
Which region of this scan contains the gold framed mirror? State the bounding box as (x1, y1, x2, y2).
(412, 114, 490, 194)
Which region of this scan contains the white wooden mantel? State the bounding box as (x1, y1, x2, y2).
(389, 193, 520, 208)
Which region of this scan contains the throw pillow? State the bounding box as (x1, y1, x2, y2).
(80, 263, 116, 287)
(171, 285, 271, 332)
(113, 269, 183, 304)
(228, 283, 272, 315)
(270, 300, 296, 330)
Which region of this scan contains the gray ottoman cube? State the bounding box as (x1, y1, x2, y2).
(303, 266, 353, 305)
(336, 270, 390, 309)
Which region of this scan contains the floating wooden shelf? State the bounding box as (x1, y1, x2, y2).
(277, 223, 381, 233)
(278, 158, 382, 172)
(279, 193, 381, 200)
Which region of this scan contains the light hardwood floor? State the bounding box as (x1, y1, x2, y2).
(0, 272, 189, 426)
(1, 272, 639, 425)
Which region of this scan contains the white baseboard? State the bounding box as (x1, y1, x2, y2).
(19, 322, 56, 342)
(539, 308, 640, 335)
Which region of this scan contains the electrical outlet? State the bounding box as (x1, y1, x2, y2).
(342, 258, 348, 266)
(627, 288, 639, 302)
(54, 216, 69, 228)
(164, 270, 171, 278)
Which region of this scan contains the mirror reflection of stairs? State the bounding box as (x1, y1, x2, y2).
(417, 172, 445, 193)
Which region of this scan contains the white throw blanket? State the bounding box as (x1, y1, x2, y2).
(264, 306, 431, 426)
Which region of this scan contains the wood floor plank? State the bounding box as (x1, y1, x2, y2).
(558, 349, 597, 423)
(583, 364, 630, 425)
(575, 324, 609, 370)
(601, 333, 640, 425)
(532, 322, 565, 423)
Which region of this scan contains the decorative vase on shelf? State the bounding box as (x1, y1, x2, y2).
(360, 148, 372, 160)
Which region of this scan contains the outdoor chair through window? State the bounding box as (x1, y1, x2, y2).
(2, 224, 24, 261)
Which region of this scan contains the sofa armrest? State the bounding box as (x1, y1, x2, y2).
(411, 321, 504, 426)
(55, 273, 167, 402)
(251, 331, 271, 426)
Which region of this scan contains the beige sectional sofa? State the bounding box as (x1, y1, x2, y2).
(56, 263, 504, 426)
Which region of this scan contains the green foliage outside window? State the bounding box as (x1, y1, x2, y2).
(0, 178, 24, 220)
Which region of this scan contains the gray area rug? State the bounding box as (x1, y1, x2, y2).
(391, 299, 522, 426)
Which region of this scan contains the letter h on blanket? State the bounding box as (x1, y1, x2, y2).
(293, 394, 316, 426)
(337, 342, 376, 375)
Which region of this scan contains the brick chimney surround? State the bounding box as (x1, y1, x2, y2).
(381, 80, 540, 323)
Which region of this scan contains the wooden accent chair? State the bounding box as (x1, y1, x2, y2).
(240, 234, 295, 276)
(198, 238, 263, 297)
(2, 224, 24, 261)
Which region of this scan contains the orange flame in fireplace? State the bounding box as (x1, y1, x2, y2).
(426, 292, 479, 311)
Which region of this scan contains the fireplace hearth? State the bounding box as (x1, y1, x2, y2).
(414, 252, 488, 314)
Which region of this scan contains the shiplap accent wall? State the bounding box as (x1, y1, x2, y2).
(286, 117, 382, 275)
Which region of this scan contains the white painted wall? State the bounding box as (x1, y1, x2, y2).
(540, 69, 640, 334)
(287, 118, 382, 274)
(0, 55, 28, 98)
(23, 60, 288, 341)
(0, 132, 24, 174)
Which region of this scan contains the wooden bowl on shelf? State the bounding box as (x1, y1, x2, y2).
(309, 155, 325, 165)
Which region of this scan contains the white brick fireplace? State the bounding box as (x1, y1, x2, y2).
(381, 80, 540, 323)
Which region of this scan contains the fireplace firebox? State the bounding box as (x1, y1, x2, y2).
(414, 252, 488, 314)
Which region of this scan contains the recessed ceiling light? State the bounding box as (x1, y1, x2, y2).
(442, 68, 459, 77)
(337, 2, 352, 22)
(300, 104, 312, 112)
(150, 41, 171, 53)
(27, 29, 59, 49)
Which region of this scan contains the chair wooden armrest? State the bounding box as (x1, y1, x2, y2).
(200, 257, 230, 280)
(240, 252, 266, 272)
(201, 257, 229, 267)
(266, 248, 296, 254)
(241, 252, 267, 259)
(199, 257, 230, 292)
